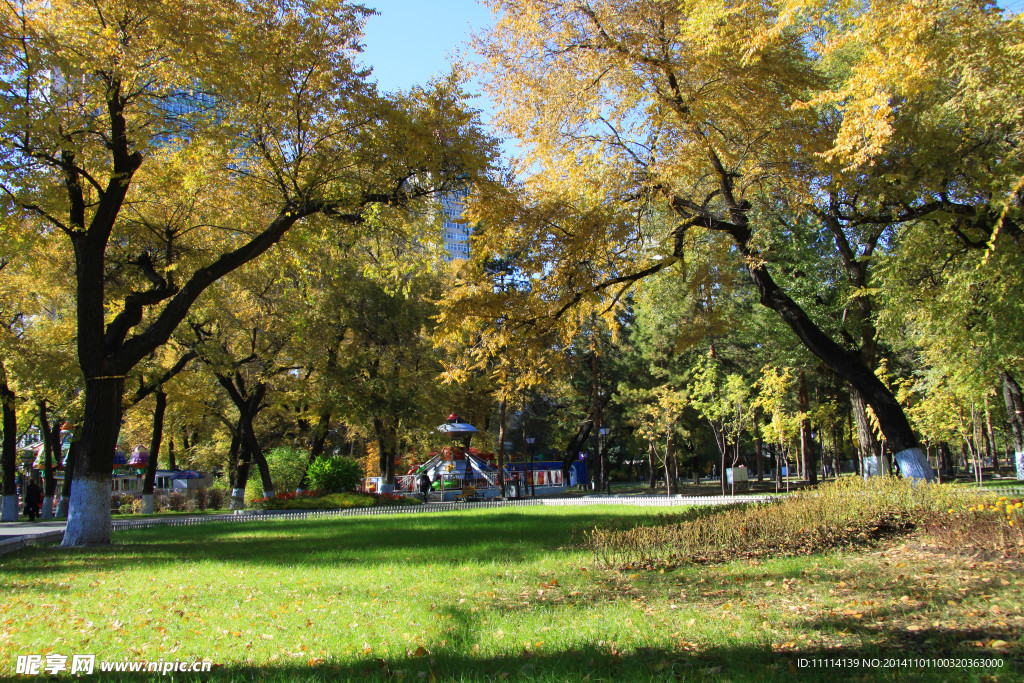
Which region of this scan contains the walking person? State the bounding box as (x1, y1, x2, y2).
(24, 477, 41, 522)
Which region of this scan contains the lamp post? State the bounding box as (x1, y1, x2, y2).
(525, 436, 536, 496)
(599, 426, 610, 494)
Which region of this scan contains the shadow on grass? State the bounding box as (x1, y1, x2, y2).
(3, 510, 636, 576)
(79, 636, 1014, 683)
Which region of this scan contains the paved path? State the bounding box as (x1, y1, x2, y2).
(0, 520, 67, 554)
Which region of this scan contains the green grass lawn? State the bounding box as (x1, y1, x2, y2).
(1, 506, 1020, 681)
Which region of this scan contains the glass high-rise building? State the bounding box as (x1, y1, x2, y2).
(440, 186, 471, 261)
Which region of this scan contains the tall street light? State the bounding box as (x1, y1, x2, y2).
(599, 426, 610, 494)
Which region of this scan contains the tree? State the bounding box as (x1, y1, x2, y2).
(0, 358, 17, 521)
(338, 269, 446, 489)
(0, 0, 491, 544)
(470, 0, 1022, 482)
(878, 219, 1024, 479)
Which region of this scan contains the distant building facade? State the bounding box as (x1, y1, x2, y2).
(441, 185, 471, 261)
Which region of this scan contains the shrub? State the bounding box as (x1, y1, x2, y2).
(587, 476, 979, 568)
(195, 488, 208, 511)
(244, 446, 312, 502)
(306, 456, 362, 493)
(164, 492, 189, 511)
(206, 488, 226, 510)
(110, 493, 134, 510)
(919, 497, 1024, 555)
(249, 490, 422, 511)
(118, 503, 133, 515)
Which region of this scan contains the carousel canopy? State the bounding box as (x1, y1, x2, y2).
(128, 446, 149, 468)
(437, 422, 478, 435)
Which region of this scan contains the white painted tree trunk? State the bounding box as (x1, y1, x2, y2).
(262, 489, 274, 499)
(141, 494, 154, 514)
(378, 483, 395, 493)
(40, 496, 54, 520)
(1, 494, 18, 522)
(1015, 451, 1024, 480)
(862, 456, 882, 478)
(229, 488, 246, 510)
(893, 447, 936, 482)
(61, 478, 111, 546)
(56, 496, 70, 518)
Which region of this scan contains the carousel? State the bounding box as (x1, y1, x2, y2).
(407, 414, 502, 500)
(367, 414, 573, 500)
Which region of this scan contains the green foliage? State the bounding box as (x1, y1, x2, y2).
(306, 456, 362, 493)
(243, 447, 310, 502)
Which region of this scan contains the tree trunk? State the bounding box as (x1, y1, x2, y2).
(250, 440, 274, 498)
(225, 424, 240, 490)
(668, 431, 678, 494)
(774, 443, 783, 490)
(798, 370, 818, 485)
(851, 388, 881, 477)
(672, 193, 933, 480)
(299, 408, 331, 492)
(57, 440, 77, 518)
(0, 361, 18, 522)
(647, 439, 657, 489)
(591, 350, 605, 493)
(938, 442, 952, 479)
(373, 417, 398, 490)
(754, 419, 764, 482)
(231, 438, 253, 509)
(37, 401, 57, 519)
(216, 374, 271, 500)
(237, 404, 272, 498)
(168, 434, 177, 471)
(663, 432, 672, 496)
(62, 376, 126, 547)
(1000, 371, 1024, 479)
(984, 396, 998, 474)
(141, 390, 166, 513)
(710, 421, 727, 496)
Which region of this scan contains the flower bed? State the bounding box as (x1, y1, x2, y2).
(249, 490, 422, 511)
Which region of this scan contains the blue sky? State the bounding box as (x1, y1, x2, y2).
(356, 0, 1024, 158)
(358, 1, 493, 94)
(358, 0, 1024, 94)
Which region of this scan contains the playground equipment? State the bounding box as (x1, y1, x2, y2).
(364, 414, 584, 500)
